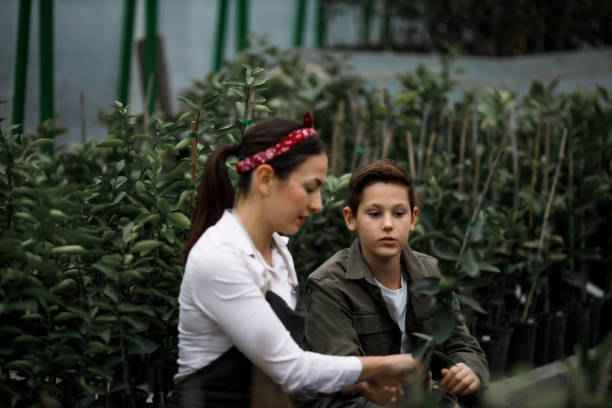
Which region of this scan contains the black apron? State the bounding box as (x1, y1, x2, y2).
(167, 290, 306, 408)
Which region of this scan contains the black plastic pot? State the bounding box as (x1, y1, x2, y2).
(565, 307, 591, 355)
(507, 320, 537, 368)
(599, 297, 612, 343)
(533, 313, 552, 366)
(475, 323, 514, 379)
(547, 311, 567, 363)
(589, 298, 603, 347)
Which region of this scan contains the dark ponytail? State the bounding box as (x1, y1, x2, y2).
(182, 116, 325, 262)
(182, 144, 235, 262)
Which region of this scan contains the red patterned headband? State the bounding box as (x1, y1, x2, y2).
(236, 112, 317, 174)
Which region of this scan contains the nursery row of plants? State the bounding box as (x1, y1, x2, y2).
(321, 0, 612, 55)
(1, 43, 611, 406)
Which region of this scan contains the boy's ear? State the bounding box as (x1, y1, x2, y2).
(343, 206, 357, 231)
(409, 206, 419, 231)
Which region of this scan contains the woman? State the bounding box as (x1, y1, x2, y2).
(168, 114, 421, 407)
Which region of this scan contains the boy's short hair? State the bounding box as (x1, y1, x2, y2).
(347, 159, 415, 214)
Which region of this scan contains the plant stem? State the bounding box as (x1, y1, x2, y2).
(446, 117, 453, 184)
(471, 106, 479, 210)
(458, 114, 468, 192)
(529, 116, 542, 228)
(455, 144, 506, 271)
(543, 118, 551, 196)
(522, 128, 567, 322)
(509, 107, 520, 210)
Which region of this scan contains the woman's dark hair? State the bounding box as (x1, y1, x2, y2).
(182, 117, 325, 262)
(347, 159, 415, 216)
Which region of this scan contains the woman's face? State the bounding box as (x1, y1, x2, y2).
(267, 153, 328, 235)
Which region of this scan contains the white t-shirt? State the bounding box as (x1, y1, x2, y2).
(374, 274, 409, 353)
(175, 210, 362, 394)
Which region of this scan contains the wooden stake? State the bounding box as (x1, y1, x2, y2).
(381, 127, 394, 159)
(522, 128, 568, 322)
(406, 131, 416, 181)
(424, 131, 437, 173)
(190, 120, 197, 210)
(543, 119, 551, 196)
(529, 116, 542, 228)
(417, 104, 431, 179)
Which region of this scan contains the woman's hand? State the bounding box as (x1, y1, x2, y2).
(351, 380, 404, 406)
(441, 362, 480, 396)
(355, 354, 423, 404)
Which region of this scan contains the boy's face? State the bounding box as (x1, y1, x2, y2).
(343, 182, 418, 263)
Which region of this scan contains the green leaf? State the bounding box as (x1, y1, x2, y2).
(253, 104, 273, 113)
(478, 261, 500, 273)
(118, 303, 155, 317)
(177, 96, 199, 110)
(459, 248, 479, 277)
(175, 138, 191, 151)
(103, 284, 119, 303)
(97, 139, 124, 148)
(14, 334, 43, 344)
(85, 341, 109, 356)
(177, 111, 195, 123)
(5, 359, 33, 371)
(455, 294, 487, 314)
(29, 138, 55, 149)
(51, 245, 87, 255)
(131, 133, 154, 143)
(411, 277, 440, 295)
(92, 262, 118, 282)
(432, 308, 456, 344)
(167, 212, 191, 230)
(131, 239, 162, 255)
(124, 334, 159, 355)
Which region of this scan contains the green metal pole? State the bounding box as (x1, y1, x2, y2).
(11, 0, 32, 141)
(235, 0, 250, 52)
(118, 0, 136, 105)
(145, 0, 157, 116)
(381, 0, 391, 47)
(212, 0, 228, 72)
(314, 0, 326, 48)
(292, 0, 307, 47)
(39, 0, 54, 155)
(362, 0, 374, 46)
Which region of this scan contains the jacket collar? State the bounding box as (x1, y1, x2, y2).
(346, 239, 429, 283)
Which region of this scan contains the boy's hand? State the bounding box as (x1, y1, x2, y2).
(440, 362, 480, 396)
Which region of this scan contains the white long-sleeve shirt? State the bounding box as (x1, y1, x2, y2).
(175, 210, 362, 394)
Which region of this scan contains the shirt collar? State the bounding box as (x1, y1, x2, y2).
(221, 209, 289, 256)
(346, 238, 429, 283)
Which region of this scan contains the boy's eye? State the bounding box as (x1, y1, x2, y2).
(395, 211, 406, 217)
(368, 212, 379, 217)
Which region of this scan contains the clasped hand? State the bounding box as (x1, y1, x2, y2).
(344, 354, 423, 406)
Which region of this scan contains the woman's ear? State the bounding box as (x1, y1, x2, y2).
(343, 206, 357, 231)
(253, 164, 275, 196)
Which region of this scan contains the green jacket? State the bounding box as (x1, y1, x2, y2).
(302, 240, 489, 408)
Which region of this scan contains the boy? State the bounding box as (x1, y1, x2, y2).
(304, 159, 488, 407)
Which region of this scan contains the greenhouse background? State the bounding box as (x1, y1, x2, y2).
(1, 0, 612, 407)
